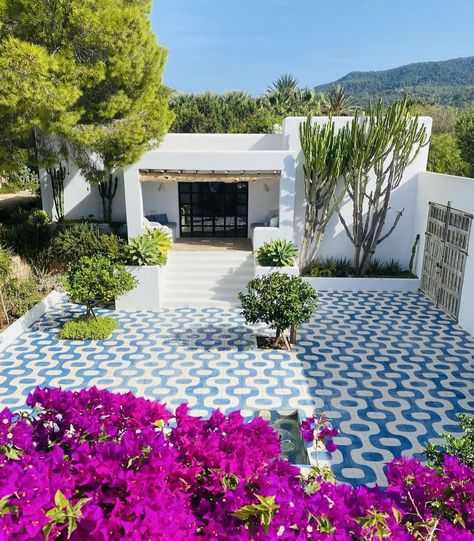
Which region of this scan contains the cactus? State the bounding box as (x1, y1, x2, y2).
(98, 174, 118, 224)
(46, 164, 66, 221)
(337, 98, 429, 275)
(409, 234, 420, 276)
(299, 117, 348, 273)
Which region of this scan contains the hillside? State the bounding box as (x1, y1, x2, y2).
(315, 56, 474, 107)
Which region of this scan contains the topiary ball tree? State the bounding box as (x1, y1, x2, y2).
(65, 255, 136, 318)
(239, 273, 317, 350)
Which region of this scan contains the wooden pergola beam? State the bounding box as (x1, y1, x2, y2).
(139, 169, 281, 183)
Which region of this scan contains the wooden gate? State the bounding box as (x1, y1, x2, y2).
(420, 202, 472, 320)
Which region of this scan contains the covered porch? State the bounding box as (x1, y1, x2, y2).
(122, 134, 297, 249)
(140, 169, 280, 240)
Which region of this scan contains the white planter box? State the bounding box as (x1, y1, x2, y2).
(255, 264, 299, 277)
(116, 265, 165, 311)
(0, 290, 63, 352)
(303, 276, 420, 292)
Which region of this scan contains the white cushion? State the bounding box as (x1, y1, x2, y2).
(269, 216, 279, 227)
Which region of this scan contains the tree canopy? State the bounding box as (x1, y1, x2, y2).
(0, 0, 173, 177)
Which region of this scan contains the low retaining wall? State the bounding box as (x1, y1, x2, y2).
(303, 277, 420, 292)
(254, 263, 299, 277)
(116, 265, 165, 311)
(0, 290, 63, 352)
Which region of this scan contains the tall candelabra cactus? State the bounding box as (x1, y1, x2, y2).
(46, 163, 66, 221)
(299, 117, 349, 272)
(338, 98, 428, 275)
(98, 174, 118, 224)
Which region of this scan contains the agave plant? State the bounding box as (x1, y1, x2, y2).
(256, 239, 298, 267)
(126, 235, 167, 266)
(146, 228, 173, 255)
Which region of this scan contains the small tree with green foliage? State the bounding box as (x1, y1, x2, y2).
(238, 273, 317, 350)
(456, 106, 474, 177)
(428, 133, 468, 176)
(65, 255, 136, 318)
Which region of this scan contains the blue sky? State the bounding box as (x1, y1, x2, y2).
(151, 0, 474, 95)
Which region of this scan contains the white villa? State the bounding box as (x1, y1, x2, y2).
(39, 116, 474, 338)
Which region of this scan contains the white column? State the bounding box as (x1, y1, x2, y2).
(279, 155, 297, 241)
(123, 165, 144, 240)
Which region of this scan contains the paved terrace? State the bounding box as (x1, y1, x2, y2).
(0, 291, 473, 485)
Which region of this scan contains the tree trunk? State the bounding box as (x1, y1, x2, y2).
(290, 325, 297, 344)
(86, 304, 96, 319)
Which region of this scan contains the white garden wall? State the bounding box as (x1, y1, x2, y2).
(282, 116, 432, 268)
(413, 171, 474, 336)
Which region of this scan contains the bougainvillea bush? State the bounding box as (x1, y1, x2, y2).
(0, 388, 473, 540)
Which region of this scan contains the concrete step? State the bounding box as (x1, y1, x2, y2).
(163, 250, 254, 307)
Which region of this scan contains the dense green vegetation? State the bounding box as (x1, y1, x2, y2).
(315, 56, 474, 108)
(170, 75, 358, 134)
(409, 102, 471, 176)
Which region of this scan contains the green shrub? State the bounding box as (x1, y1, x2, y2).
(51, 223, 125, 265)
(305, 257, 352, 277)
(304, 257, 410, 278)
(0, 220, 53, 263)
(65, 255, 136, 318)
(455, 106, 474, 177)
(9, 207, 50, 225)
(256, 239, 298, 267)
(239, 273, 317, 349)
(3, 277, 41, 319)
(126, 229, 172, 266)
(425, 414, 474, 469)
(428, 133, 468, 177)
(59, 316, 118, 340)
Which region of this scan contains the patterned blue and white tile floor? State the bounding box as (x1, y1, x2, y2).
(0, 291, 473, 486)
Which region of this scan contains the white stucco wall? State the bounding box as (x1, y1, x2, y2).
(282, 116, 432, 268)
(413, 171, 474, 336)
(141, 180, 180, 227)
(158, 133, 283, 151)
(40, 165, 127, 222)
(248, 179, 279, 231)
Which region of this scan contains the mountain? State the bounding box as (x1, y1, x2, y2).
(314, 56, 474, 107)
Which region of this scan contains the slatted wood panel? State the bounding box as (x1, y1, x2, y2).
(420, 202, 472, 320)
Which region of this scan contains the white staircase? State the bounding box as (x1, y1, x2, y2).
(163, 251, 254, 307)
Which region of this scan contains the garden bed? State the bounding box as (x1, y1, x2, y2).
(0, 290, 63, 352)
(254, 263, 299, 277)
(115, 265, 165, 311)
(303, 276, 420, 292)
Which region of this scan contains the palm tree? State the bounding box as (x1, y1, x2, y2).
(267, 74, 299, 95)
(322, 85, 357, 115)
(260, 75, 321, 117)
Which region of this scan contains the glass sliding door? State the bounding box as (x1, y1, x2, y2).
(179, 181, 248, 237)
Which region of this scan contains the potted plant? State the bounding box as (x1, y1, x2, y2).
(255, 239, 299, 277)
(115, 228, 172, 311)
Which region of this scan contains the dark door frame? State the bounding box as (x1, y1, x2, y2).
(178, 181, 248, 237)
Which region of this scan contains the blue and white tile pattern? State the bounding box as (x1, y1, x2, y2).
(0, 291, 473, 486)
